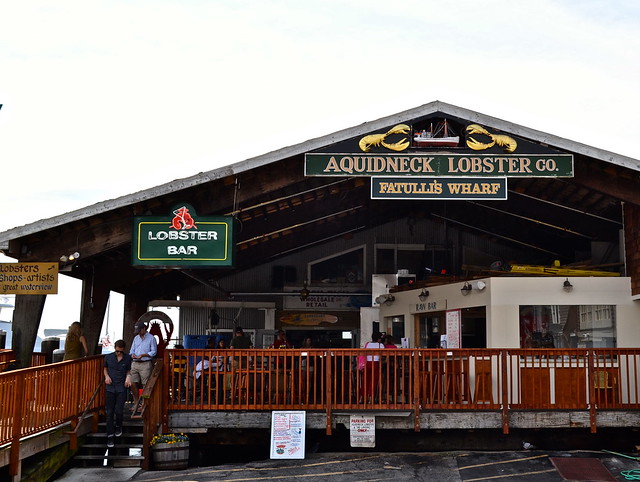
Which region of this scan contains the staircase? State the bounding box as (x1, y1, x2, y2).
(73, 403, 145, 468)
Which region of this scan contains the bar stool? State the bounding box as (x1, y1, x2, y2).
(444, 358, 470, 404)
(473, 358, 494, 404)
(233, 371, 248, 403)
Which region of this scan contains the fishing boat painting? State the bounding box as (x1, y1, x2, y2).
(413, 118, 459, 148)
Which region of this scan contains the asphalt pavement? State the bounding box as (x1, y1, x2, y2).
(55, 450, 640, 481)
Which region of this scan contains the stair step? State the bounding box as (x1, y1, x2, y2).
(86, 433, 143, 439)
(80, 443, 144, 449)
(74, 455, 145, 461)
(73, 406, 146, 469)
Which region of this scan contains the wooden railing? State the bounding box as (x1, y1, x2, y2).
(0, 356, 104, 475)
(2, 348, 639, 475)
(0, 350, 49, 372)
(165, 348, 640, 431)
(135, 360, 164, 471)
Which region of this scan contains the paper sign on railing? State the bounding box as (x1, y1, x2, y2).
(270, 411, 306, 459)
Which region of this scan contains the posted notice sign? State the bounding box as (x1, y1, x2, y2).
(0, 263, 58, 295)
(350, 415, 376, 448)
(270, 411, 306, 459)
(446, 309, 462, 349)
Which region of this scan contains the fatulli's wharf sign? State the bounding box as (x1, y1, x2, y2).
(133, 204, 234, 267)
(372, 177, 507, 200)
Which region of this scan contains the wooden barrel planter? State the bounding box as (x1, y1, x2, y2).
(151, 441, 190, 469)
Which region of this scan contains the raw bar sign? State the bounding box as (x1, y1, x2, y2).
(305, 153, 573, 177)
(372, 177, 507, 200)
(133, 204, 234, 267)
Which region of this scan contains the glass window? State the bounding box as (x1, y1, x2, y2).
(390, 316, 405, 343)
(375, 244, 452, 278)
(519, 305, 616, 349)
(308, 245, 365, 285)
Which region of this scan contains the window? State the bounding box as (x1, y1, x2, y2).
(375, 244, 452, 278)
(519, 305, 616, 349)
(308, 245, 365, 285)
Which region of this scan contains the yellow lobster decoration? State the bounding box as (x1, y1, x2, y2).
(466, 124, 518, 153)
(359, 124, 410, 152)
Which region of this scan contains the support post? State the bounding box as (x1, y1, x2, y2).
(80, 272, 110, 355)
(12, 294, 46, 368)
(501, 350, 510, 434)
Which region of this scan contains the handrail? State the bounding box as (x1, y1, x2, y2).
(66, 379, 105, 450)
(133, 359, 163, 471)
(0, 355, 105, 476)
(131, 360, 162, 419)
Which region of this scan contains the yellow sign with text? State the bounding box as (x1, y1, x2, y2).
(0, 263, 58, 295)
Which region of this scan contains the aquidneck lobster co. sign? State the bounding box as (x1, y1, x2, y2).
(305, 153, 573, 177)
(132, 204, 234, 267)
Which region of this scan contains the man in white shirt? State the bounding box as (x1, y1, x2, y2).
(130, 320, 158, 407)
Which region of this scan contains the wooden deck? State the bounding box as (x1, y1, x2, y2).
(2, 347, 640, 477)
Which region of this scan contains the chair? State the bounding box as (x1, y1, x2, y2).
(593, 370, 618, 405)
(171, 354, 188, 402)
(473, 358, 494, 404)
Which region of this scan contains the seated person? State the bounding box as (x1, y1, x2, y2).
(191, 356, 212, 394)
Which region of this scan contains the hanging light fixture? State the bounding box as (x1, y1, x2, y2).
(418, 288, 430, 301)
(299, 281, 310, 301)
(563, 278, 573, 292)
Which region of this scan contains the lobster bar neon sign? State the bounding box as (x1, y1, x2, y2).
(132, 204, 234, 267)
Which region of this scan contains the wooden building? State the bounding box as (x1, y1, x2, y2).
(1, 100, 639, 366)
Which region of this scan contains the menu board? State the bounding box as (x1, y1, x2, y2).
(270, 411, 306, 459)
(446, 309, 461, 349)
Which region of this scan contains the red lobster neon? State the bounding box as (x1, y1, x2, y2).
(171, 206, 197, 230)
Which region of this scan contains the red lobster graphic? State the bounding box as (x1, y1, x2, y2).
(171, 206, 197, 230)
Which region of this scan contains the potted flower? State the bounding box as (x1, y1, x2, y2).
(150, 433, 189, 469)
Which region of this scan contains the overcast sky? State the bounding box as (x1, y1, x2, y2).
(1, 1, 639, 337)
(1, 0, 639, 235)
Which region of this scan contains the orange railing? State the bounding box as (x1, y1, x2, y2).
(0, 349, 15, 372)
(0, 350, 48, 372)
(165, 348, 640, 429)
(3, 348, 640, 474)
(0, 356, 104, 475)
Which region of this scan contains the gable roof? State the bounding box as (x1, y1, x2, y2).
(1, 101, 638, 300)
(1, 100, 638, 248)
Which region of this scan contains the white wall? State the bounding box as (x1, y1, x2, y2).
(375, 277, 640, 348)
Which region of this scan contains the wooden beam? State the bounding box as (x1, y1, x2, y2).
(12, 295, 45, 368)
(80, 273, 110, 356)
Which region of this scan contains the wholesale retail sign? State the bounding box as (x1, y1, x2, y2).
(0, 262, 58, 295)
(133, 204, 234, 267)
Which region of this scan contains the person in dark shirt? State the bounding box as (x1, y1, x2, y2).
(103, 339, 132, 448)
(230, 326, 252, 369)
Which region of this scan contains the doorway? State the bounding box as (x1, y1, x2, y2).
(415, 307, 486, 348)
